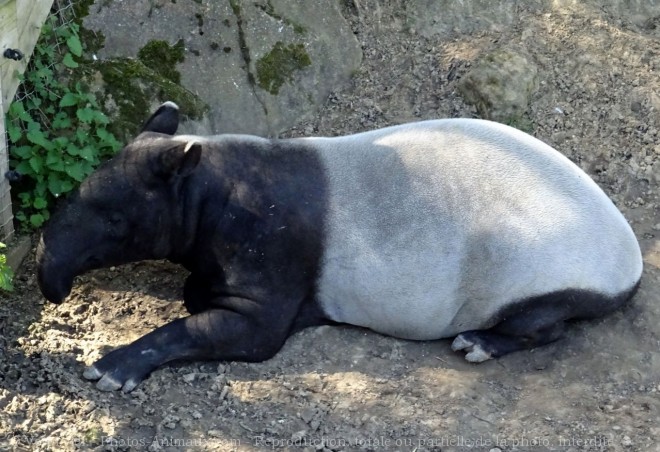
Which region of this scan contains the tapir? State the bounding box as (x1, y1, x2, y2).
(36, 102, 643, 392)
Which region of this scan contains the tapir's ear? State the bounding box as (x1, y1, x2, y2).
(141, 101, 180, 135)
(157, 141, 202, 179)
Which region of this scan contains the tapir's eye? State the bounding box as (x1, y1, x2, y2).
(107, 212, 128, 238)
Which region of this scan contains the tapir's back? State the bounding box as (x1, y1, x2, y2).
(306, 119, 643, 340)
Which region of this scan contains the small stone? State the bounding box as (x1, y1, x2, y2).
(162, 415, 179, 429)
(622, 435, 632, 446)
(291, 430, 307, 442)
(182, 373, 196, 383)
(300, 408, 315, 423)
(180, 419, 192, 429)
(82, 401, 96, 414)
(219, 386, 229, 400)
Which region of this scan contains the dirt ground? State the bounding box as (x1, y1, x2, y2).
(2, 1, 660, 451)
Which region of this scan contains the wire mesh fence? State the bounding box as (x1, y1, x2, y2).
(1, 0, 71, 240)
(0, 0, 82, 241)
(10, 0, 77, 126)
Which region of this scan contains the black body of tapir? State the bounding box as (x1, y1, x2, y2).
(36, 102, 643, 392)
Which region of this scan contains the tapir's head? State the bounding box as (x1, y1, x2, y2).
(36, 102, 202, 303)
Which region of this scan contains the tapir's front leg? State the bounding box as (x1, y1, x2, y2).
(83, 305, 286, 392)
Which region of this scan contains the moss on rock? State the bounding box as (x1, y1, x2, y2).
(53, 1, 205, 145)
(137, 39, 185, 84)
(256, 42, 311, 95)
(458, 48, 538, 123)
(93, 58, 208, 141)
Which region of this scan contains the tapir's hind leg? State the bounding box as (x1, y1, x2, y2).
(452, 285, 640, 362)
(452, 322, 566, 362)
(183, 273, 213, 314)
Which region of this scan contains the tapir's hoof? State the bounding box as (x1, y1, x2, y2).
(82, 346, 154, 392)
(83, 367, 143, 392)
(84, 365, 139, 392)
(451, 333, 493, 363)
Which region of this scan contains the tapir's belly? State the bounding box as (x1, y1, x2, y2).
(316, 240, 471, 340)
(309, 119, 643, 340)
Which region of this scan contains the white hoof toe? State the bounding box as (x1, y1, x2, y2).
(83, 365, 102, 380)
(451, 335, 473, 351)
(96, 374, 122, 392)
(452, 334, 493, 363)
(465, 345, 492, 363)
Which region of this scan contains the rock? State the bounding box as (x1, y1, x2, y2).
(631, 101, 642, 112)
(630, 87, 660, 124)
(291, 429, 307, 442)
(458, 48, 539, 123)
(4, 235, 31, 273)
(182, 373, 196, 383)
(300, 407, 315, 423)
(161, 414, 179, 429)
(83, 0, 361, 137)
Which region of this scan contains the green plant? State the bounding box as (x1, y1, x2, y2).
(0, 243, 13, 291)
(5, 17, 121, 229)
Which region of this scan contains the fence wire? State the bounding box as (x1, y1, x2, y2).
(12, 0, 77, 107)
(2, 0, 78, 238)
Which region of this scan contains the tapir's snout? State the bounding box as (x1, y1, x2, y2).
(36, 237, 74, 304)
(37, 272, 73, 304)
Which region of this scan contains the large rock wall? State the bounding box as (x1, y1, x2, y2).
(83, 0, 361, 137)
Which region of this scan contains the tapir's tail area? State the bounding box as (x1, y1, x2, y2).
(570, 277, 642, 321)
(490, 279, 642, 329)
(451, 279, 643, 362)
